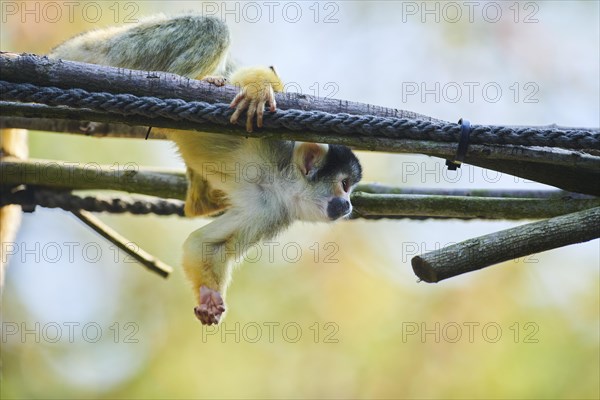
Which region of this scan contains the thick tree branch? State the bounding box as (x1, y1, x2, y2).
(412, 207, 600, 282)
(0, 52, 440, 122)
(1, 157, 186, 199)
(354, 184, 593, 198)
(351, 193, 600, 220)
(0, 109, 153, 138)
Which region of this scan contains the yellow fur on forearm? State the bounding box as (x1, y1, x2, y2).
(230, 66, 284, 92)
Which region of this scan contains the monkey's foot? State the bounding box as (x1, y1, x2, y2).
(229, 84, 276, 132)
(203, 75, 227, 87)
(194, 286, 225, 325)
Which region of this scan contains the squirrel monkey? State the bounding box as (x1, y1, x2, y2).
(48, 14, 363, 325)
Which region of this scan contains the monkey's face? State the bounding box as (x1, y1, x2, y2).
(325, 174, 355, 220)
(293, 143, 362, 222)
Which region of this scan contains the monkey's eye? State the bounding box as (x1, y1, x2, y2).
(341, 179, 349, 193)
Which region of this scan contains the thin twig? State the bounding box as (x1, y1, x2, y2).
(70, 210, 173, 278)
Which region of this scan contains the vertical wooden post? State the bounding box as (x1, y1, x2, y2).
(0, 128, 29, 297)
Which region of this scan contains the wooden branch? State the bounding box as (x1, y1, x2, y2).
(2, 105, 599, 196)
(471, 158, 600, 197)
(0, 52, 440, 122)
(4, 51, 595, 139)
(71, 210, 172, 278)
(3, 102, 597, 172)
(354, 184, 593, 199)
(2, 158, 599, 219)
(412, 206, 600, 283)
(1, 157, 187, 199)
(0, 156, 590, 201)
(3, 106, 598, 160)
(0, 108, 152, 138)
(351, 193, 600, 219)
(1, 103, 596, 170)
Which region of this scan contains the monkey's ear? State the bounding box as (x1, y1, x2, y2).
(293, 142, 329, 176)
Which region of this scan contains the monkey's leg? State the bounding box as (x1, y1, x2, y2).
(182, 209, 254, 325)
(49, 16, 231, 80)
(184, 167, 228, 217)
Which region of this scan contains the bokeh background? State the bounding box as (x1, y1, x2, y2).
(1, 1, 598, 399)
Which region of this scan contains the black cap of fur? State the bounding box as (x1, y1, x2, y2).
(312, 145, 362, 186)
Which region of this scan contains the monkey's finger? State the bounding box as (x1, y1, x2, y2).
(256, 100, 266, 128)
(267, 85, 277, 112)
(229, 88, 247, 108)
(230, 98, 250, 124)
(194, 306, 208, 324)
(246, 101, 258, 132)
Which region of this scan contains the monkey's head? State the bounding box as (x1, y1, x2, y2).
(292, 142, 362, 222)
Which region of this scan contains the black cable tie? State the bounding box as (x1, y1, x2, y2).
(145, 126, 153, 140)
(446, 118, 471, 171)
(5, 185, 37, 213)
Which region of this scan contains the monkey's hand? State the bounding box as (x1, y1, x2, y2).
(194, 286, 225, 325)
(229, 66, 284, 132)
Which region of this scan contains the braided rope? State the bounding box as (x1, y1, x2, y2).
(0, 188, 185, 216)
(1, 81, 598, 150)
(0, 189, 476, 220)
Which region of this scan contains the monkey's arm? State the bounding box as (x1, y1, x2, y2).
(183, 206, 285, 324)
